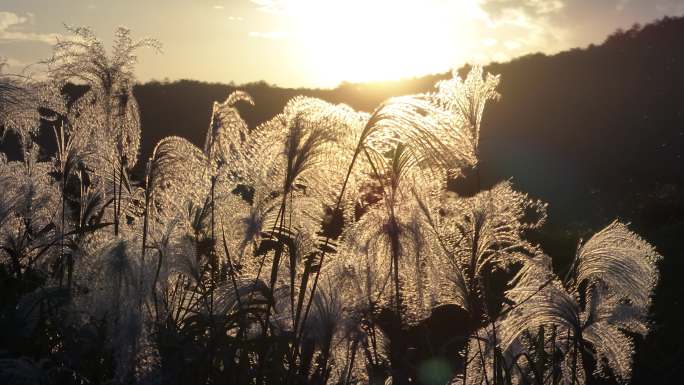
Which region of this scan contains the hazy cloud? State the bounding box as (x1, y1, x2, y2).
(228, 16, 244, 21)
(0, 11, 61, 44)
(477, 0, 568, 57)
(250, 0, 286, 14)
(483, 0, 565, 16)
(0, 11, 25, 30)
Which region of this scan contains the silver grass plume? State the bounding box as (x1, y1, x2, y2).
(146, 91, 253, 211)
(146, 136, 210, 214)
(341, 145, 445, 324)
(244, 96, 343, 199)
(439, 182, 546, 316)
(362, 66, 499, 177)
(48, 26, 159, 235)
(65, 77, 142, 176)
(48, 25, 159, 169)
(572, 221, 661, 311)
(204, 90, 254, 181)
(433, 66, 500, 160)
(49, 26, 161, 96)
(0, 157, 60, 275)
(499, 222, 661, 384)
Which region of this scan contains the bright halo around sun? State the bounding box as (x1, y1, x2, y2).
(283, 0, 488, 86)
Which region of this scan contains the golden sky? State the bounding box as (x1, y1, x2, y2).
(1, 0, 683, 87)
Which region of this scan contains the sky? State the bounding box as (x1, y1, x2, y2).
(0, 0, 683, 88)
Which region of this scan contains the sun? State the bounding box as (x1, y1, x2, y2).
(285, 0, 486, 86)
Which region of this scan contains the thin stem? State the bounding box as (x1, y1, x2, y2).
(344, 339, 359, 385)
(117, 158, 124, 232)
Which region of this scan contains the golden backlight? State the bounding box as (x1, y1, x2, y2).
(284, 0, 487, 86)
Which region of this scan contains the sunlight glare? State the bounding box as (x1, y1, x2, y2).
(286, 0, 486, 86)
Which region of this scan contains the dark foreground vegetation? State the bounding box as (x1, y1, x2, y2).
(0, 16, 681, 385)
